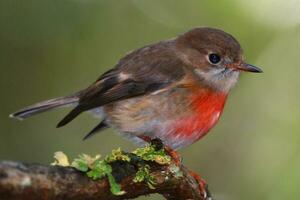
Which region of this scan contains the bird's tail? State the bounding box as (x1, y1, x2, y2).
(10, 95, 79, 120)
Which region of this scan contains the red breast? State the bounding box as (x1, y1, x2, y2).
(170, 89, 228, 142)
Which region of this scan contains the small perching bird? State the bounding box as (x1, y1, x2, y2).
(10, 27, 262, 150)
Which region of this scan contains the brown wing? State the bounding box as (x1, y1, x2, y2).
(57, 41, 186, 127)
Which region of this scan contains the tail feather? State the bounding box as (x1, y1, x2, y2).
(82, 120, 109, 140)
(56, 106, 82, 128)
(10, 95, 79, 120)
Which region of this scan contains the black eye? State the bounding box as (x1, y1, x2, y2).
(208, 53, 221, 64)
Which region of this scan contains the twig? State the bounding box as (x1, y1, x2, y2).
(0, 159, 206, 200)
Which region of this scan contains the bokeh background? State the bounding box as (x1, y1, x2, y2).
(1, 0, 300, 199)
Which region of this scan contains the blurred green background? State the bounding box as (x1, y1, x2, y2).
(1, 0, 300, 199)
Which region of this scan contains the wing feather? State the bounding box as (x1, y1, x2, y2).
(57, 42, 186, 127)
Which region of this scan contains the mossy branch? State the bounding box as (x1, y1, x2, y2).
(0, 142, 210, 200)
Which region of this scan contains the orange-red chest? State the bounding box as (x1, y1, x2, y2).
(171, 90, 227, 142)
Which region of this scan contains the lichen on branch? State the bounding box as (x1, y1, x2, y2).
(52, 142, 172, 195)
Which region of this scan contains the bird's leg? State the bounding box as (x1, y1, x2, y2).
(189, 170, 212, 199)
(163, 145, 182, 165)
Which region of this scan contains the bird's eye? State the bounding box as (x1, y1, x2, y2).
(208, 53, 221, 64)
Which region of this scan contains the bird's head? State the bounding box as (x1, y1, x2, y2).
(175, 27, 262, 92)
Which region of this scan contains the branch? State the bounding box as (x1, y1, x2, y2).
(0, 158, 208, 200)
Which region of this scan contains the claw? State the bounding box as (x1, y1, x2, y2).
(189, 170, 212, 199)
(164, 145, 182, 165)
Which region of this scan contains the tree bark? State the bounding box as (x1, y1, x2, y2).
(0, 160, 209, 200)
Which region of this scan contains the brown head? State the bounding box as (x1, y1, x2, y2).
(175, 27, 262, 92)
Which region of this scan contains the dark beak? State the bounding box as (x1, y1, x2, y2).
(237, 63, 263, 73)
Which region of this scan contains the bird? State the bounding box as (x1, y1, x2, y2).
(10, 27, 262, 150)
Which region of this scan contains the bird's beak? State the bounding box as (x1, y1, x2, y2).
(225, 62, 263, 73)
(237, 63, 263, 73)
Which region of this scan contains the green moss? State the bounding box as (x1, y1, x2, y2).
(52, 142, 173, 196)
(133, 164, 156, 189)
(132, 145, 171, 165)
(69, 153, 125, 195)
(87, 160, 125, 195)
(71, 153, 101, 171)
(105, 148, 130, 163)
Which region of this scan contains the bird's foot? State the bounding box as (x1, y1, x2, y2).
(164, 146, 182, 165)
(189, 170, 212, 200)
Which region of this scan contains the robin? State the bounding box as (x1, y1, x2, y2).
(11, 27, 262, 150)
